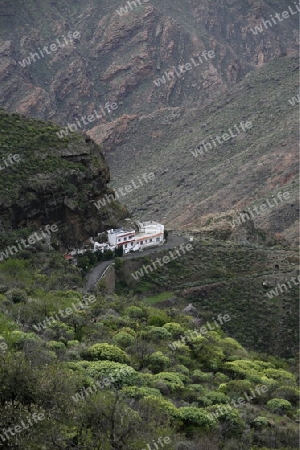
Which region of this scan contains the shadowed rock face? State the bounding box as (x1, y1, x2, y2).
(0, 1, 298, 244)
(0, 0, 298, 123)
(0, 110, 128, 247)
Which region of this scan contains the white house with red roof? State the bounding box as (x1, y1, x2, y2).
(104, 221, 164, 254)
(134, 221, 164, 250)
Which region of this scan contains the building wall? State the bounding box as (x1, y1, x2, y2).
(136, 233, 164, 250)
(138, 222, 164, 235)
(107, 230, 135, 247)
(104, 223, 164, 254)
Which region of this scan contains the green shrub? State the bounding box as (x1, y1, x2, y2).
(221, 379, 253, 397)
(145, 327, 172, 342)
(266, 398, 292, 414)
(88, 343, 130, 364)
(192, 369, 213, 383)
(174, 364, 190, 376)
(272, 385, 300, 404)
(252, 416, 270, 428)
(163, 322, 185, 338)
(263, 368, 296, 385)
(148, 313, 169, 327)
(197, 396, 213, 407)
(5, 288, 27, 303)
(122, 386, 162, 399)
(113, 332, 135, 348)
(148, 351, 170, 373)
(224, 360, 273, 380)
(146, 307, 170, 324)
(9, 330, 41, 349)
(119, 327, 136, 336)
(209, 406, 245, 438)
(214, 372, 229, 384)
(67, 340, 80, 348)
(141, 395, 177, 416)
(125, 306, 145, 319)
(153, 372, 185, 391)
(206, 391, 230, 405)
(68, 360, 144, 387)
(46, 321, 74, 340)
(46, 341, 65, 351)
(176, 407, 217, 430)
(188, 384, 206, 394)
(220, 337, 249, 361)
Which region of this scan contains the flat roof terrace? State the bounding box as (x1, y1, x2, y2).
(108, 228, 135, 235)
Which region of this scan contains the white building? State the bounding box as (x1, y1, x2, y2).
(134, 221, 164, 250)
(107, 228, 136, 254)
(93, 242, 110, 252)
(88, 221, 165, 255)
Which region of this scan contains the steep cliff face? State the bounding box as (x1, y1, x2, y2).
(95, 56, 299, 244)
(0, 1, 298, 244)
(0, 0, 298, 124)
(0, 110, 128, 247)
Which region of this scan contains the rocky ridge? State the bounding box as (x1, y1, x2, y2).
(0, 110, 128, 247)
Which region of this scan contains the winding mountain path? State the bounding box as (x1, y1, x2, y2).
(85, 234, 188, 292)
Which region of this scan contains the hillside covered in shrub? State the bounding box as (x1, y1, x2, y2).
(0, 251, 299, 450)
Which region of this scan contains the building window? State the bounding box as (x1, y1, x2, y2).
(156, 237, 160, 242)
(125, 244, 127, 248)
(118, 239, 121, 242)
(124, 237, 127, 241)
(150, 239, 153, 242)
(140, 241, 143, 245)
(131, 242, 133, 246)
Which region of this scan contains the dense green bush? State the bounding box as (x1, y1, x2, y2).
(125, 306, 145, 319)
(5, 288, 28, 303)
(9, 330, 41, 349)
(266, 398, 292, 414)
(272, 385, 300, 404)
(148, 351, 171, 373)
(46, 340, 66, 351)
(206, 391, 230, 405)
(46, 321, 74, 342)
(68, 360, 144, 387)
(153, 372, 185, 392)
(192, 369, 214, 383)
(113, 331, 135, 348)
(144, 326, 172, 342)
(0, 218, 298, 450)
(121, 386, 162, 399)
(88, 343, 130, 364)
(147, 309, 170, 326)
(252, 416, 270, 428)
(163, 322, 185, 338)
(176, 407, 218, 430)
(209, 406, 245, 438)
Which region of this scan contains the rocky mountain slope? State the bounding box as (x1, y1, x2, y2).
(0, 109, 128, 247)
(0, 0, 298, 245)
(0, 0, 298, 122)
(99, 56, 299, 244)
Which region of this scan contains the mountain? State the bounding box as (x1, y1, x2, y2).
(0, 0, 298, 244)
(0, 109, 128, 247)
(0, 0, 298, 120)
(0, 2, 299, 449)
(98, 56, 299, 245)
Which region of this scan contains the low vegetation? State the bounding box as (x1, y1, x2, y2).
(0, 251, 298, 450)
